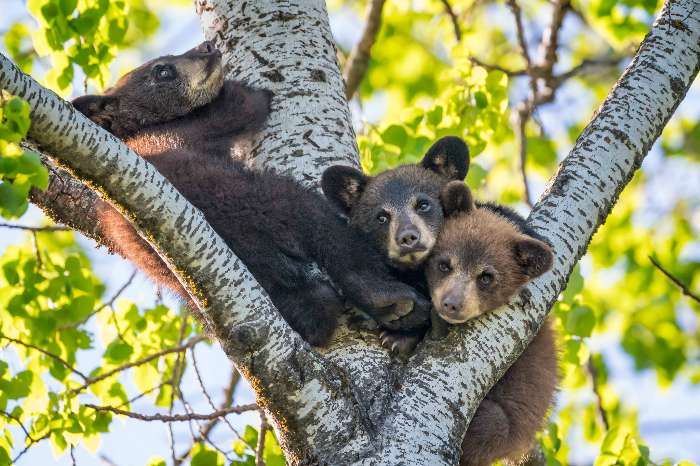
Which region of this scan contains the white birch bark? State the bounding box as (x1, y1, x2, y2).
(2, 0, 698, 463)
(196, 0, 360, 184)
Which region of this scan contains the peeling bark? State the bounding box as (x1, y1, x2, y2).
(1, 0, 698, 464)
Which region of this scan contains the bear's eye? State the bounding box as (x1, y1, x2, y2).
(438, 261, 451, 273)
(416, 199, 431, 213)
(478, 272, 494, 286)
(376, 212, 389, 224)
(153, 65, 176, 82)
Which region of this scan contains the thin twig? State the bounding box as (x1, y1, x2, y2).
(554, 56, 623, 85)
(441, 0, 462, 41)
(70, 335, 207, 395)
(117, 381, 169, 409)
(468, 57, 527, 76)
(61, 269, 137, 330)
(343, 0, 387, 99)
(649, 256, 700, 304)
(169, 314, 190, 465)
(12, 432, 50, 463)
(506, 0, 532, 70)
(99, 454, 120, 466)
(0, 409, 37, 442)
(0, 335, 88, 380)
(175, 366, 245, 465)
(256, 412, 270, 466)
(537, 0, 571, 77)
(514, 105, 533, 207)
(0, 222, 69, 232)
(31, 230, 42, 270)
(84, 403, 258, 422)
(587, 358, 610, 431)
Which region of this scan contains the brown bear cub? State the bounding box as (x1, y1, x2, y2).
(73, 42, 428, 346)
(428, 181, 558, 466)
(321, 136, 469, 336)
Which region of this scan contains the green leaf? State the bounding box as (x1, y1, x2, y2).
(474, 91, 488, 109)
(381, 125, 408, 148)
(426, 106, 443, 127)
(104, 340, 133, 363)
(3, 370, 33, 400)
(92, 412, 112, 433)
(526, 135, 557, 167)
(2, 260, 20, 286)
(191, 443, 222, 466)
(565, 305, 596, 337)
(59, 0, 77, 16)
(0, 446, 10, 466)
(466, 163, 487, 189)
(40, 3, 59, 21)
(70, 9, 102, 36)
(561, 265, 584, 304)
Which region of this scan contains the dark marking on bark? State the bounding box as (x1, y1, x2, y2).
(261, 69, 285, 82)
(310, 69, 327, 82)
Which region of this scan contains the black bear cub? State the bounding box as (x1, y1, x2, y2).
(429, 181, 558, 466)
(322, 137, 469, 337)
(322, 137, 469, 272)
(73, 42, 427, 346)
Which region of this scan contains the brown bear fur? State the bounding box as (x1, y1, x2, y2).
(426, 182, 558, 466)
(73, 42, 427, 345)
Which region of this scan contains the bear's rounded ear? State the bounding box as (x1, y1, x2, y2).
(440, 181, 475, 217)
(421, 136, 470, 181)
(513, 237, 553, 279)
(72, 95, 119, 131)
(321, 165, 369, 213)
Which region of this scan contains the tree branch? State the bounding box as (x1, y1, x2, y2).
(0, 222, 68, 232)
(343, 0, 387, 100)
(0, 335, 88, 380)
(506, 0, 533, 73)
(70, 335, 207, 395)
(649, 255, 700, 304)
(440, 0, 462, 42)
(2, 0, 698, 463)
(537, 0, 570, 78)
(371, 1, 700, 462)
(84, 403, 258, 422)
(256, 412, 270, 466)
(468, 57, 527, 77)
(28, 154, 105, 245)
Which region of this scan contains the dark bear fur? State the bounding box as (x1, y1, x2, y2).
(427, 182, 558, 466)
(321, 137, 470, 344)
(73, 42, 427, 346)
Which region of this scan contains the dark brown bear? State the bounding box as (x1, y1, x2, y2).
(73, 42, 428, 346)
(322, 137, 469, 271)
(427, 181, 558, 466)
(321, 137, 470, 340)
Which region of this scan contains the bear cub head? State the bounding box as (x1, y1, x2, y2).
(73, 41, 225, 137)
(322, 136, 469, 270)
(426, 182, 553, 324)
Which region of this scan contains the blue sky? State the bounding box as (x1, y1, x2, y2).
(1, 1, 700, 464)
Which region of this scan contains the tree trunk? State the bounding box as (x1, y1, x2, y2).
(1, 0, 698, 464)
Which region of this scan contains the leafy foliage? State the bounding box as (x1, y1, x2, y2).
(26, 0, 159, 93)
(0, 96, 47, 219)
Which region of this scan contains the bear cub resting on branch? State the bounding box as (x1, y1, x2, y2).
(73, 41, 428, 346)
(324, 151, 557, 466)
(432, 181, 557, 466)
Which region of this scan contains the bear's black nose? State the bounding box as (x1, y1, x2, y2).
(441, 294, 461, 314)
(398, 229, 420, 249)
